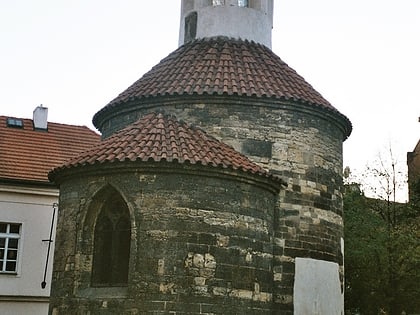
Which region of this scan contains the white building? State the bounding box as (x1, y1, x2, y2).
(0, 107, 100, 315)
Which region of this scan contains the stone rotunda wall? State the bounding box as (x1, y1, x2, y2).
(94, 95, 347, 313)
(49, 163, 280, 314)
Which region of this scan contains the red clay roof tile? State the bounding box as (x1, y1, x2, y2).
(93, 37, 339, 126)
(51, 112, 279, 181)
(0, 116, 100, 184)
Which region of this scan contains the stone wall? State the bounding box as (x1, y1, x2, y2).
(95, 95, 347, 314)
(407, 140, 420, 202)
(50, 163, 279, 314)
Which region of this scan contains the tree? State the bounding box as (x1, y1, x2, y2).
(344, 186, 388, 314)
(344, 148, 420, 315)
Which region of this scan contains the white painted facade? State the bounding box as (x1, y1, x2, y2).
(0, 184, 58, 315)
(179, 0, 273, 48)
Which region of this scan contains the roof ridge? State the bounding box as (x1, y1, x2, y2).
(0, 115, 99, 131)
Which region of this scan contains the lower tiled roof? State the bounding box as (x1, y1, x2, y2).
(0, 116, 100, 184)
(51, 112, 278, 181)
(94, 37, 338, 126)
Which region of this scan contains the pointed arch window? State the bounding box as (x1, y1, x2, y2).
(91, 192, 131, 287)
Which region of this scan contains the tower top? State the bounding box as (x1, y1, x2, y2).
(179, 0, 274, 48)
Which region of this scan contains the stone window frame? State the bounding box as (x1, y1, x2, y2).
(79, 184, 134, 290)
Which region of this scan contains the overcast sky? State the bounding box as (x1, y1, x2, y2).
(1, 1, 419, 200)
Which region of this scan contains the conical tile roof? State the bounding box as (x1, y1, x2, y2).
(50, 112, 279, 181)
(93, 37, 344, 127)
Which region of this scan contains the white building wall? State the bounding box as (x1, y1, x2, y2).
(0, 301, 49, 315)
(0, 185, 58, 315)
(179, 0, 273, 48)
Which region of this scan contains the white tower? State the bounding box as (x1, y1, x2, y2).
(179, 0, 274, 48)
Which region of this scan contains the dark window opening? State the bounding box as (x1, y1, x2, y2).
(184, 11, 197, 44)
(6, 118, 23, 128)
(91, 193, 131, 287)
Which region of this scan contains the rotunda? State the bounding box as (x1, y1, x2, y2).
(49, 1, 351, 314)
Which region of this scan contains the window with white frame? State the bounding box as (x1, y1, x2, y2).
(0, 223, 21, 273)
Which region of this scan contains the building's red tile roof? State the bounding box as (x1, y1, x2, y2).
(0, 116, 100, 184)
(51, 112, 279, 181)
(94, 37, 339, 125)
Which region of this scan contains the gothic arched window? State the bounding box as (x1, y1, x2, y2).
(91, 192, 131, 287)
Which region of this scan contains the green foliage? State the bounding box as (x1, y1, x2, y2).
(409, 177, 420, 209)
(344, 186, 420, 314)
(344, 188, 388, 314)
(390, 216, 420, 312)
